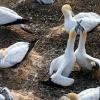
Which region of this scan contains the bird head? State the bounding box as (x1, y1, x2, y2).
(61, 4, 74, 18)
(68, 20, 87, 40)
(64, 93, 80, 100)
(0, 50, 6, 59)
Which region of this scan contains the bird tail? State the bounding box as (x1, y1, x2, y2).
(22, 39, 38, 61)
(1, 19, 29, 26)
(20, 26, 34, 34)
(28, 39, 38, 53)
(11, 18, 29, 24)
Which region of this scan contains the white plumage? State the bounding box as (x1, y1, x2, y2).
(62, 4, 100, 34)
(49, 23, 82, 86)
(78, 87, 100, 100)
(0, 39, 38, 68)
(75, 24, 100, 70)
(0, 6, 22, 25)
(0, 94, 5, 100)
(37, 0, 57, 4)
(63, 87, 100, 100)
(0, 6, 33, 34)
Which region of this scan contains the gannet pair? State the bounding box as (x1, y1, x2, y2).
(62, 4, 100, 34)
(0, 87, 13, 100)
(60, 87, 100, 100)
(49, 23, 83, 86)
(0, 39, 38, 68)
(49, 22, 100, 86)
(0, 6, 34, 34)
(37, 0, 57, 4)
(75, 23, 100, 70)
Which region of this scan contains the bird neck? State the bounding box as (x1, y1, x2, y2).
(56, 32, 76, 74)
(65, 32, 76, 53)
(77, 32, 87, 52)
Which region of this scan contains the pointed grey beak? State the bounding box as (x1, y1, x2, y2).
(71, 10, 74, 17)
(75, 20, 84, 33)
(75, 22, 80, 33)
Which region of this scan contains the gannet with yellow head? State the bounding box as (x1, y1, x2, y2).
(49, 22, 82, 86)
(75, 23, 100, 71)
(62, 4, 100, 34)
(0, 39, 38, 68)
(62, 87, 100, 100)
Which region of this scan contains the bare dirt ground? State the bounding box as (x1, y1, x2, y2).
(0, 0, 100, 100)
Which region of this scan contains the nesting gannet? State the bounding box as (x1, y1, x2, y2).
(0, 6, 33, 34)
(0, 87, 13, 100)
(61, 4, 100, 34)
(64, 87, 100, 100)
(37, 0, 57, 4)
(49, 23, 82, 86)
(0, 39, 38, 68)
(75, 23, 100, 71)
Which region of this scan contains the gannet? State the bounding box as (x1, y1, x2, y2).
(0, 39, 38, 68)
(75, 23, 100, 71)
(64, 87, 100, 100)
(37, 0, 57, 4)
(0, 6, 33, 34)
(49, 23, 82, 86)
(0, 87, 13, 100)
(61, 4, 100, 34)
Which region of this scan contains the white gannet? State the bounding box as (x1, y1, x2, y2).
(49, 23, 82, 86)
(0, 87, 13, 100)
(75, 23, 100, 71)
(0, 39, 38, 68)
(63, 87, 100, 100)
(0, 6, 34, 34)
(37, 0, 57, 4)
(61, 4, 100, 34)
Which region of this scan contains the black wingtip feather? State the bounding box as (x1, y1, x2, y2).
(22, 39, 38, 61)
(1, 19, 29, 26)
(21, 27, 34, 34)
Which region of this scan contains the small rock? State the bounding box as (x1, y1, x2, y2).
(59, 96, 70, 100)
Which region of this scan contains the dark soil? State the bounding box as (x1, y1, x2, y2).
(0, 0, 100, 100)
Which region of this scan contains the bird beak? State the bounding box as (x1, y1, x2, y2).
(71, 10, 74, 17)
(75, 23, 80, 33)
(75, 21, 84, 34)
(78, 20, 84, 33)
